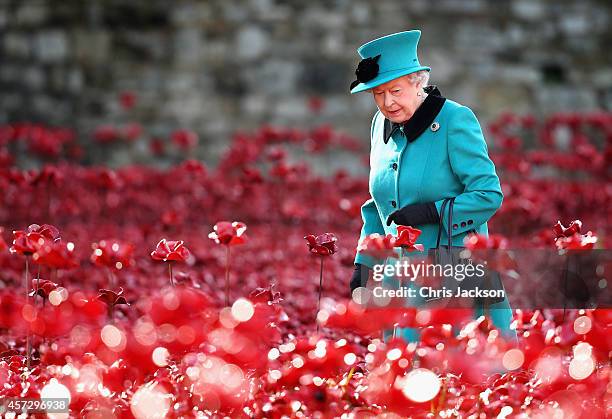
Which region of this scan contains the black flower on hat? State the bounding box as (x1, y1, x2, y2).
(350, 54, 381, 91)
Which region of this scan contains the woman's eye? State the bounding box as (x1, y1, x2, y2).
(392, 90, 401, 94)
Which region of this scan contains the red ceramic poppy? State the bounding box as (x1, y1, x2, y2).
(29, 279, 58, 299)
(249, 284, 282, 304)
(242, 166, 264, 183)
(0, 227, 7, 252)
(307, 96, 325, 114)
(171, 129, 198, 150)
(146, 286, 213, 327)
(119, 91, 137, 110)
(122, 122, 142, 142)
(10, 230, 44, 255)
(172, 271, 200, 287)
(304, 233, 338, 256)
(464, 233, 509, 250)
(464, 233, 517, 272)
(552, 220, 582, 238)
(150, 137, 165, 156)
(29, 165, 64, 187)
(161, 209, 184, 228)
(321, 300, 417, 336)
(393, 226, 425, 252)
(269, 162, 292, 179)
(91, 239, 135, 270)
(273, 336, 363, 388)
(29, 223, 61, 241)
(208, 221, 248, 246)
(266, 146, 287, 162)
(552, 220, 598, 250)
(96, 288, 129, 308)
(26, 130, 64, 158)
(94, 125, 119, 143)
(32, 240, 78, 269)
(307, 125, 334, 152)
(150, 239, 191, 262)
(102, 358, 133, 393)
(11, 223, 61, 255)
(360, 345, 432, 416)
(96, 169, 123, 189)
(179, 159, 207, 175)
(555, 231, 598, 250)
(356, 233, 397, 260)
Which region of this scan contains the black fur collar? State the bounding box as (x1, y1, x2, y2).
(383, 85, 446, 144)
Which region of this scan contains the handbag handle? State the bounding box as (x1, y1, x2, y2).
(447, 197, 455, 249)
(434, 198, 449, 249)
(436, 197, 475, 249)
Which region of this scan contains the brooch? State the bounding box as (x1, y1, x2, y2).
(430, 121, 440, 132)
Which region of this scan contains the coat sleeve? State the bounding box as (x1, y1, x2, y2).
(354, 111, 386, 268)
(354, 198, 385, 268)
(434, 105, 503, 237)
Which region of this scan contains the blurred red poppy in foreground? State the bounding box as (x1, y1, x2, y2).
(464, 233, 509, 250)
(464, 233, 516, 272)
(0, 227, 8, 252)
(552, 219, 598, 250)
(319, 300, 417, 336)
(29, 279, 58, 299)
(32, 240, 78, 269)
(357, 233, 397, 260)
(555, 231, 598, 250)
(91, 239, 135, 270)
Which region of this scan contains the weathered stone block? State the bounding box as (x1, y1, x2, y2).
(34, 30, 69, 63)
(235, 25, 269, 61)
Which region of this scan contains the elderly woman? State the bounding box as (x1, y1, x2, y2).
(349, 30, 515, 343)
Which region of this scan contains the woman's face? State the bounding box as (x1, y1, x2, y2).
(371, 75, 422, 123)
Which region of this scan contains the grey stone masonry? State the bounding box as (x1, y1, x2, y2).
(0, 0, 610, 167)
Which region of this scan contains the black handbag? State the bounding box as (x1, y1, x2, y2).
(423, 197, 506, 308)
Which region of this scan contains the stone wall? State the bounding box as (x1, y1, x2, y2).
(1, 0, 611, 166)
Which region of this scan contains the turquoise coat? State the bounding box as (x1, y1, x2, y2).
(354, 90, 515, 342)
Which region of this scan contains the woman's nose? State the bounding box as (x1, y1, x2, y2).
(384, 92, 395, 108)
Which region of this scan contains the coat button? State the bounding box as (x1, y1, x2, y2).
(391, 200, 397, 208)
(452, 224, 458, 230)
(467, 220, 473, 225)
(431, 121, 440, 132)
(392, 163, 398, 170)
(461, 222, 466, 228)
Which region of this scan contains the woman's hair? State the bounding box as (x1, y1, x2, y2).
(407, 70, 430, 90)
(368, 70, 431, 93)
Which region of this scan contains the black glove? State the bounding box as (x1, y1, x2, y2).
(350, 263, 370, 296)
(386, 202, 440, 227)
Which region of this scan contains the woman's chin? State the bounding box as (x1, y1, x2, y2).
(385, 112, 405, 123)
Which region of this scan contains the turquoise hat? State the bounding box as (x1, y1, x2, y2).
(350, 30, 430, 94)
